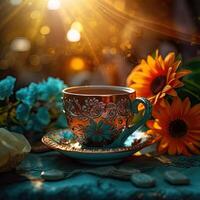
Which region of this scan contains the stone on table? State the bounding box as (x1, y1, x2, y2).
(164, 170, 190, 185)
(41, 169, 65, 181)
(130, 173, 156, 188)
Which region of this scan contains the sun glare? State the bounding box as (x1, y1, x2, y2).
(47, 0, 61, 10)
(67, 28, 81, 42)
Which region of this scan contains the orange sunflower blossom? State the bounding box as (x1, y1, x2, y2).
(127, 51, 191, 105)
(147, 97, 200, 156)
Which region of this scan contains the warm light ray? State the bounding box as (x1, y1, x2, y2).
(29, 1, 46, 40)
(0, 0, 29, 30)
(58, 0, 101, 64)
(97, 0, 200, 44)
(69, 0, 101, 64)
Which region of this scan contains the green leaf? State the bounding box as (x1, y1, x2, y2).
(179, 58, 200, 104)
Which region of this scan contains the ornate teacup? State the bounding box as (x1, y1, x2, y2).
(63, 85, 151, 148)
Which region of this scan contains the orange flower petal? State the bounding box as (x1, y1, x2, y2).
(176, 69, 192, 79)
(162, 85, 172, 93)
(171, 97, 182, 118)
(182, 147, 192, 156)
(166, 67, 173, 82)
(168, 142, 177, 155)
(177, 143, 183, 154)
(167, 89, 177, 96)
(158, 138, 169, 153)
(182, 97, 191, 116)
(164, 52, 175, 68)
(171, 60, 181, 72)
(184, 142, 200, 154)
(189, 103, 200, 116)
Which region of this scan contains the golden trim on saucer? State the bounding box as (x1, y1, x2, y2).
(42, 129, 154, 154)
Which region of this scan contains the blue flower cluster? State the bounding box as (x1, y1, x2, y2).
(15, 77, 67, 133)
(0, 76, 16, 101)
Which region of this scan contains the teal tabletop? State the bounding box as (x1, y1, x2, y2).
(1, 152, 200, 200)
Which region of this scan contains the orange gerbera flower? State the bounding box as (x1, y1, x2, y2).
(147, 97, 200, 155)
(127, 51, 191, 105)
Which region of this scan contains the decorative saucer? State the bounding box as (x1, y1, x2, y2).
(42, 129, 155, 165)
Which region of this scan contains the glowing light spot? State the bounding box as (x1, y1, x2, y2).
(40, 26, 50, 35)
(47, 0, 61, 10)
(9, 0, 22, 6)
(134, 151, 142, 156)
(32, 180, 43, 189)
(30, 10, 41, 19)
(69, 57, 85, 71)
(67, 28, 81, 42)
(10, 37, 31, 52)
(71, 21, 83, 32)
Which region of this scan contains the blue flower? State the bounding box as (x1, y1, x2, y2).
(37, 77, 66, 101)
(55, 114, 67, 128)
(85, 120, 113, 143)
(0, 76, 16, 100)
(25, 114, 44, 132)
(16, 103, 30, 122)
(16, 83, 38, 107)
(46, 77, 66, 96)
(36, 107, 50, 126)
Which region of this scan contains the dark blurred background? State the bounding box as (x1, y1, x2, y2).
(0, 0, 200, 88)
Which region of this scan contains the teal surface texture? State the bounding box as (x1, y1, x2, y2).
(1, 152, 200, 200)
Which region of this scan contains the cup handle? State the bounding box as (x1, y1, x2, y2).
(108, 97, 152, 148)
(129, 97, 152, 133)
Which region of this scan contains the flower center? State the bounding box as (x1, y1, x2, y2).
(95, 129, 102, 135)
(168, 119, 188, 138)
(151, 76, 166, 94)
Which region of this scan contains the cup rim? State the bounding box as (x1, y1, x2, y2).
(63, 85, 135, 97)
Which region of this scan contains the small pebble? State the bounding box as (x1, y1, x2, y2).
(164, 170, 190, 185)
(131, 173, 156, 188)
(41, 170, 65, 181)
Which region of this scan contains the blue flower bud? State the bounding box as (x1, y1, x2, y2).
(16, 103, 30, 122)
(16, 83, 38, 107)
(36, 107, 50, 126)
(0, 76, 16, 100)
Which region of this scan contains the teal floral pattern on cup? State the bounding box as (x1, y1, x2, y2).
(85, 120, 113, 143)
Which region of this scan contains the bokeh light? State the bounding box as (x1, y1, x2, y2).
(69, 57, 85, 71)
(9, 0, 22, 6)
(10, 37, 31, 52)
(40, 26, 50, 35)
(47, 0, 61, 10)
(67, 28, 81, 42)
(71, 21, 83, 32)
